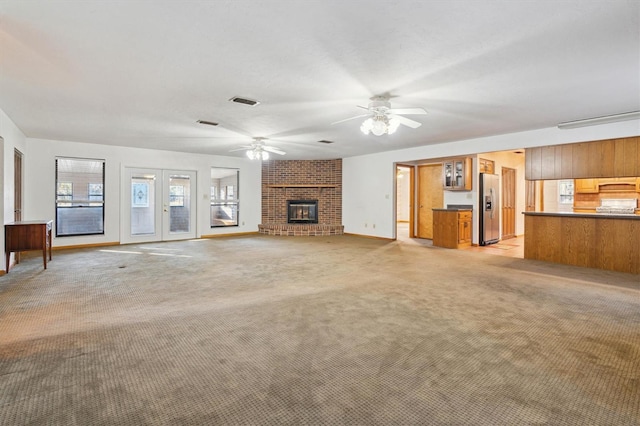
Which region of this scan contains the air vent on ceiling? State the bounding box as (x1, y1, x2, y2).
(196, 120, 219, 126)
(317, 140, 334, 144)
(229, 96, 260, 106)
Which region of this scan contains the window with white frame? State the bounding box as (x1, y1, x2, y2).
(55, 157, 105, 236)
(558, 180, 574, 204)
(211, 168, 239, 227)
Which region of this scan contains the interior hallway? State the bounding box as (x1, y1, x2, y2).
(1, 234, 638, 425)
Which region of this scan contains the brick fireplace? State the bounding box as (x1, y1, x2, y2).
(259, 159, 344, 236)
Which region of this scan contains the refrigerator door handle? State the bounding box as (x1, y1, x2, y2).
(489, 188, 495, 219)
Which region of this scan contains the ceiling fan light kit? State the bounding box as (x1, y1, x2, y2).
(360, 116, 400, 136)
(229, 138, 286, 160)
(246, 148, 269, 160)
(334, 95, 427, 137)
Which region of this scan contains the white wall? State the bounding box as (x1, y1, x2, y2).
(1, 108, 27, 271)
(24, 138, 262, 248)
(343, 120, 640, 240)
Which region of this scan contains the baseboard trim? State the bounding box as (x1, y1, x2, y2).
(53, 241, 120, 251)
(200, 231, 260, 238)
(343, 232, 394, 241)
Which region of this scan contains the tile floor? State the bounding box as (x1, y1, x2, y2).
(396, 222, 524, 258)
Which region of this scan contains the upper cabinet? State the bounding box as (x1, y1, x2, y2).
(479, 158, 495, 174)
(575, 177, 640, 193)
(443, 157, 472, 191)
(574, 178, 598, 193)
(525, 136, 639, 180)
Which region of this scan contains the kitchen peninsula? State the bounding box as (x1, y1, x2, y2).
(524, 136, 640, 274)
(523, 212, 639, 274)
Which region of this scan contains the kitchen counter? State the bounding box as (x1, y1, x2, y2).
(523, 212, 640, 274)
(523, 211, 640, 220)
(432, 209, 472, 249)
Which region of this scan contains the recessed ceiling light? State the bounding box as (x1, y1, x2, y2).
(229, 96, 260, 106)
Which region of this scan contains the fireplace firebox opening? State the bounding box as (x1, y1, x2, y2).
(287, 200, 318, 224)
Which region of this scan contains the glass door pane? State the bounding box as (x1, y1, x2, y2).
(162, 170, 196, 241)
(444, 162, 453, 188)
(454, 160, 464, 187)
(122, 167, 162, 244)
(167, 174, 191, 234)
(131, 174, 156, 235)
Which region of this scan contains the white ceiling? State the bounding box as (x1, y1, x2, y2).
(1, 1, 639, 160)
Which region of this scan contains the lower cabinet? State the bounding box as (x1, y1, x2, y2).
(433, 209, 473, 249)
(457, 211, 472, 245)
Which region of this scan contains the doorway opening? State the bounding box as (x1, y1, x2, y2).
(394, 151, 525, 258)
(14, 149, 23, 222)
(395, 165, 412, 240)
(394, 162, 444, 245)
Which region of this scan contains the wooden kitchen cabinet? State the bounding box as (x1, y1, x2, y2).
(479, 158, 495, 174)
(443, 158, 472, 191)
(457, 211, 472, 245)
(526, 136, 640, 180)
(433, 209, 472, 249)
(574, 178, 598, 193)
(575, 177, 639, 193)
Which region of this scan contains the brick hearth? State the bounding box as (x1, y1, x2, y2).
(260, 159, 343, 236)
(258, 224, 344, 236)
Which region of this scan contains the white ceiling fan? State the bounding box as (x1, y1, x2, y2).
(229, 137, 286, 160)
(332, 95, 427, 136)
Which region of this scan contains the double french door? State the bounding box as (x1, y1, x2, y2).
(122, 168, 197, 243)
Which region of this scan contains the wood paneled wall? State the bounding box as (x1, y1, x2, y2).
(525, 136, 639, 180)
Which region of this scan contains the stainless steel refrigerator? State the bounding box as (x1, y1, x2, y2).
(479, 173, 500, 245)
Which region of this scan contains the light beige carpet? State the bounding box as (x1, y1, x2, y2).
(1, 235, 639, 425)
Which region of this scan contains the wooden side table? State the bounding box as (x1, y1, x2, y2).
(5, 220, 53, 273)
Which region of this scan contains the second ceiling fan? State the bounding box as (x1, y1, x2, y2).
(229, 137, 286, 160)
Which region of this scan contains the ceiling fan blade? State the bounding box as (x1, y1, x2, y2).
(331, 113, 370, 125)
(263, 146, 286, 155)
(229, 146, 253, 152)
(391, 114, 422, 129)
(388, 108, 427, 115)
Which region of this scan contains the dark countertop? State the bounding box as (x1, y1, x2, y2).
(523, 211, 640, 220)
(432, 208, 473, 212)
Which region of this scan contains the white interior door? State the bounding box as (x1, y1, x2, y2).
(122, 167, 197, 244)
